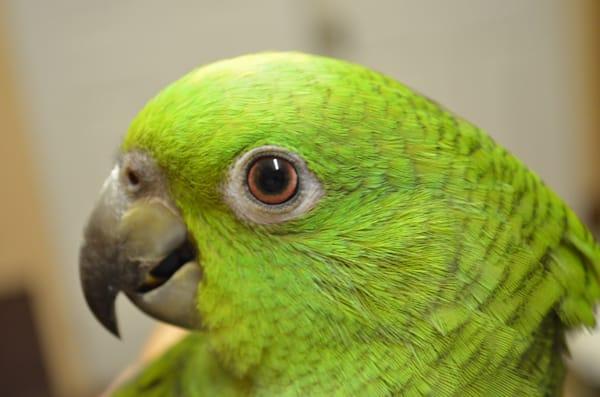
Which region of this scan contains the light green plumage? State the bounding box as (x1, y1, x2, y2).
(115, 52, 600, 396)
(115, 333, 250, 396)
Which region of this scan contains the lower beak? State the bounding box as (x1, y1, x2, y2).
(79, 169, 201, 337)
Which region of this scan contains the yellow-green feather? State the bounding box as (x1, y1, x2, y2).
(117, 52, 600, 396)
(113, 333, 250, 397)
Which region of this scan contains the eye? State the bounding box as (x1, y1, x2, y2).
(247, 156, 298, 204)
(224, 146, 323, 225)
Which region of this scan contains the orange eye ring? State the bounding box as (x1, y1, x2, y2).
(247, 156, 298, 205)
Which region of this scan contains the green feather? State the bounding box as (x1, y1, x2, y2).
(113, 333, 250, 397)
(115, 52, 600, 396)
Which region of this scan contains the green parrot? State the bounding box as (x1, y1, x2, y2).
(79, 52, 600, 396)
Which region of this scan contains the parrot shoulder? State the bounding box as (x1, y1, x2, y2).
(112, 333, 250, 397)
(554, 209, 600, 328)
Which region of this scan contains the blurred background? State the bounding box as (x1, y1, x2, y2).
(0, 1, 598, 396)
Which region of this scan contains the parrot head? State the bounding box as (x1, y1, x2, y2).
(80, 52, 458, 374)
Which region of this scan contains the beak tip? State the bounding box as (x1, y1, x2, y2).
(98, 310, 121, 339)
(80, 236, 123, 339)
(85, 294, 122, 339)
(80, 272, 122, 339)
(88, 290, 121, 339)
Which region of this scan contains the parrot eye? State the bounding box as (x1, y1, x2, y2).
(224, 146, 323, 225)
(247, 156, 298, 204)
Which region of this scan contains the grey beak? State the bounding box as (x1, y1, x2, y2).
(79, 165, 202, 337)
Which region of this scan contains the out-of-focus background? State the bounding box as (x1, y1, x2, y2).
(0, 1, 598, 396)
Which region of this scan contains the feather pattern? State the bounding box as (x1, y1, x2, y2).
(116, 52, 600, 396)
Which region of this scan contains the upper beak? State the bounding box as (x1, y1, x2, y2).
(79, 165, 202, 337)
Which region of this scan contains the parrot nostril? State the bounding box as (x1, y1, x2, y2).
(126, 168, 140, 186)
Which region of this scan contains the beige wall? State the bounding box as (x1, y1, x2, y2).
(1, 0, 598, 394)
(0, 6, 85, 396)
(580, 0, 600, 208)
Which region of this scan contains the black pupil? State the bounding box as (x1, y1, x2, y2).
(252, 157, 292, 195)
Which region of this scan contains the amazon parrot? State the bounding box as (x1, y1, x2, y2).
(79, 52, 600, 396)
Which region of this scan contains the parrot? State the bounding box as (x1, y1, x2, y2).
(79, 52, 600, 396)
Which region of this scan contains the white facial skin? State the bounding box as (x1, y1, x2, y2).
(223, 145, 324, 225)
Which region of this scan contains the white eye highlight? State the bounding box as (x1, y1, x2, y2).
(223, 146, 323, 225)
